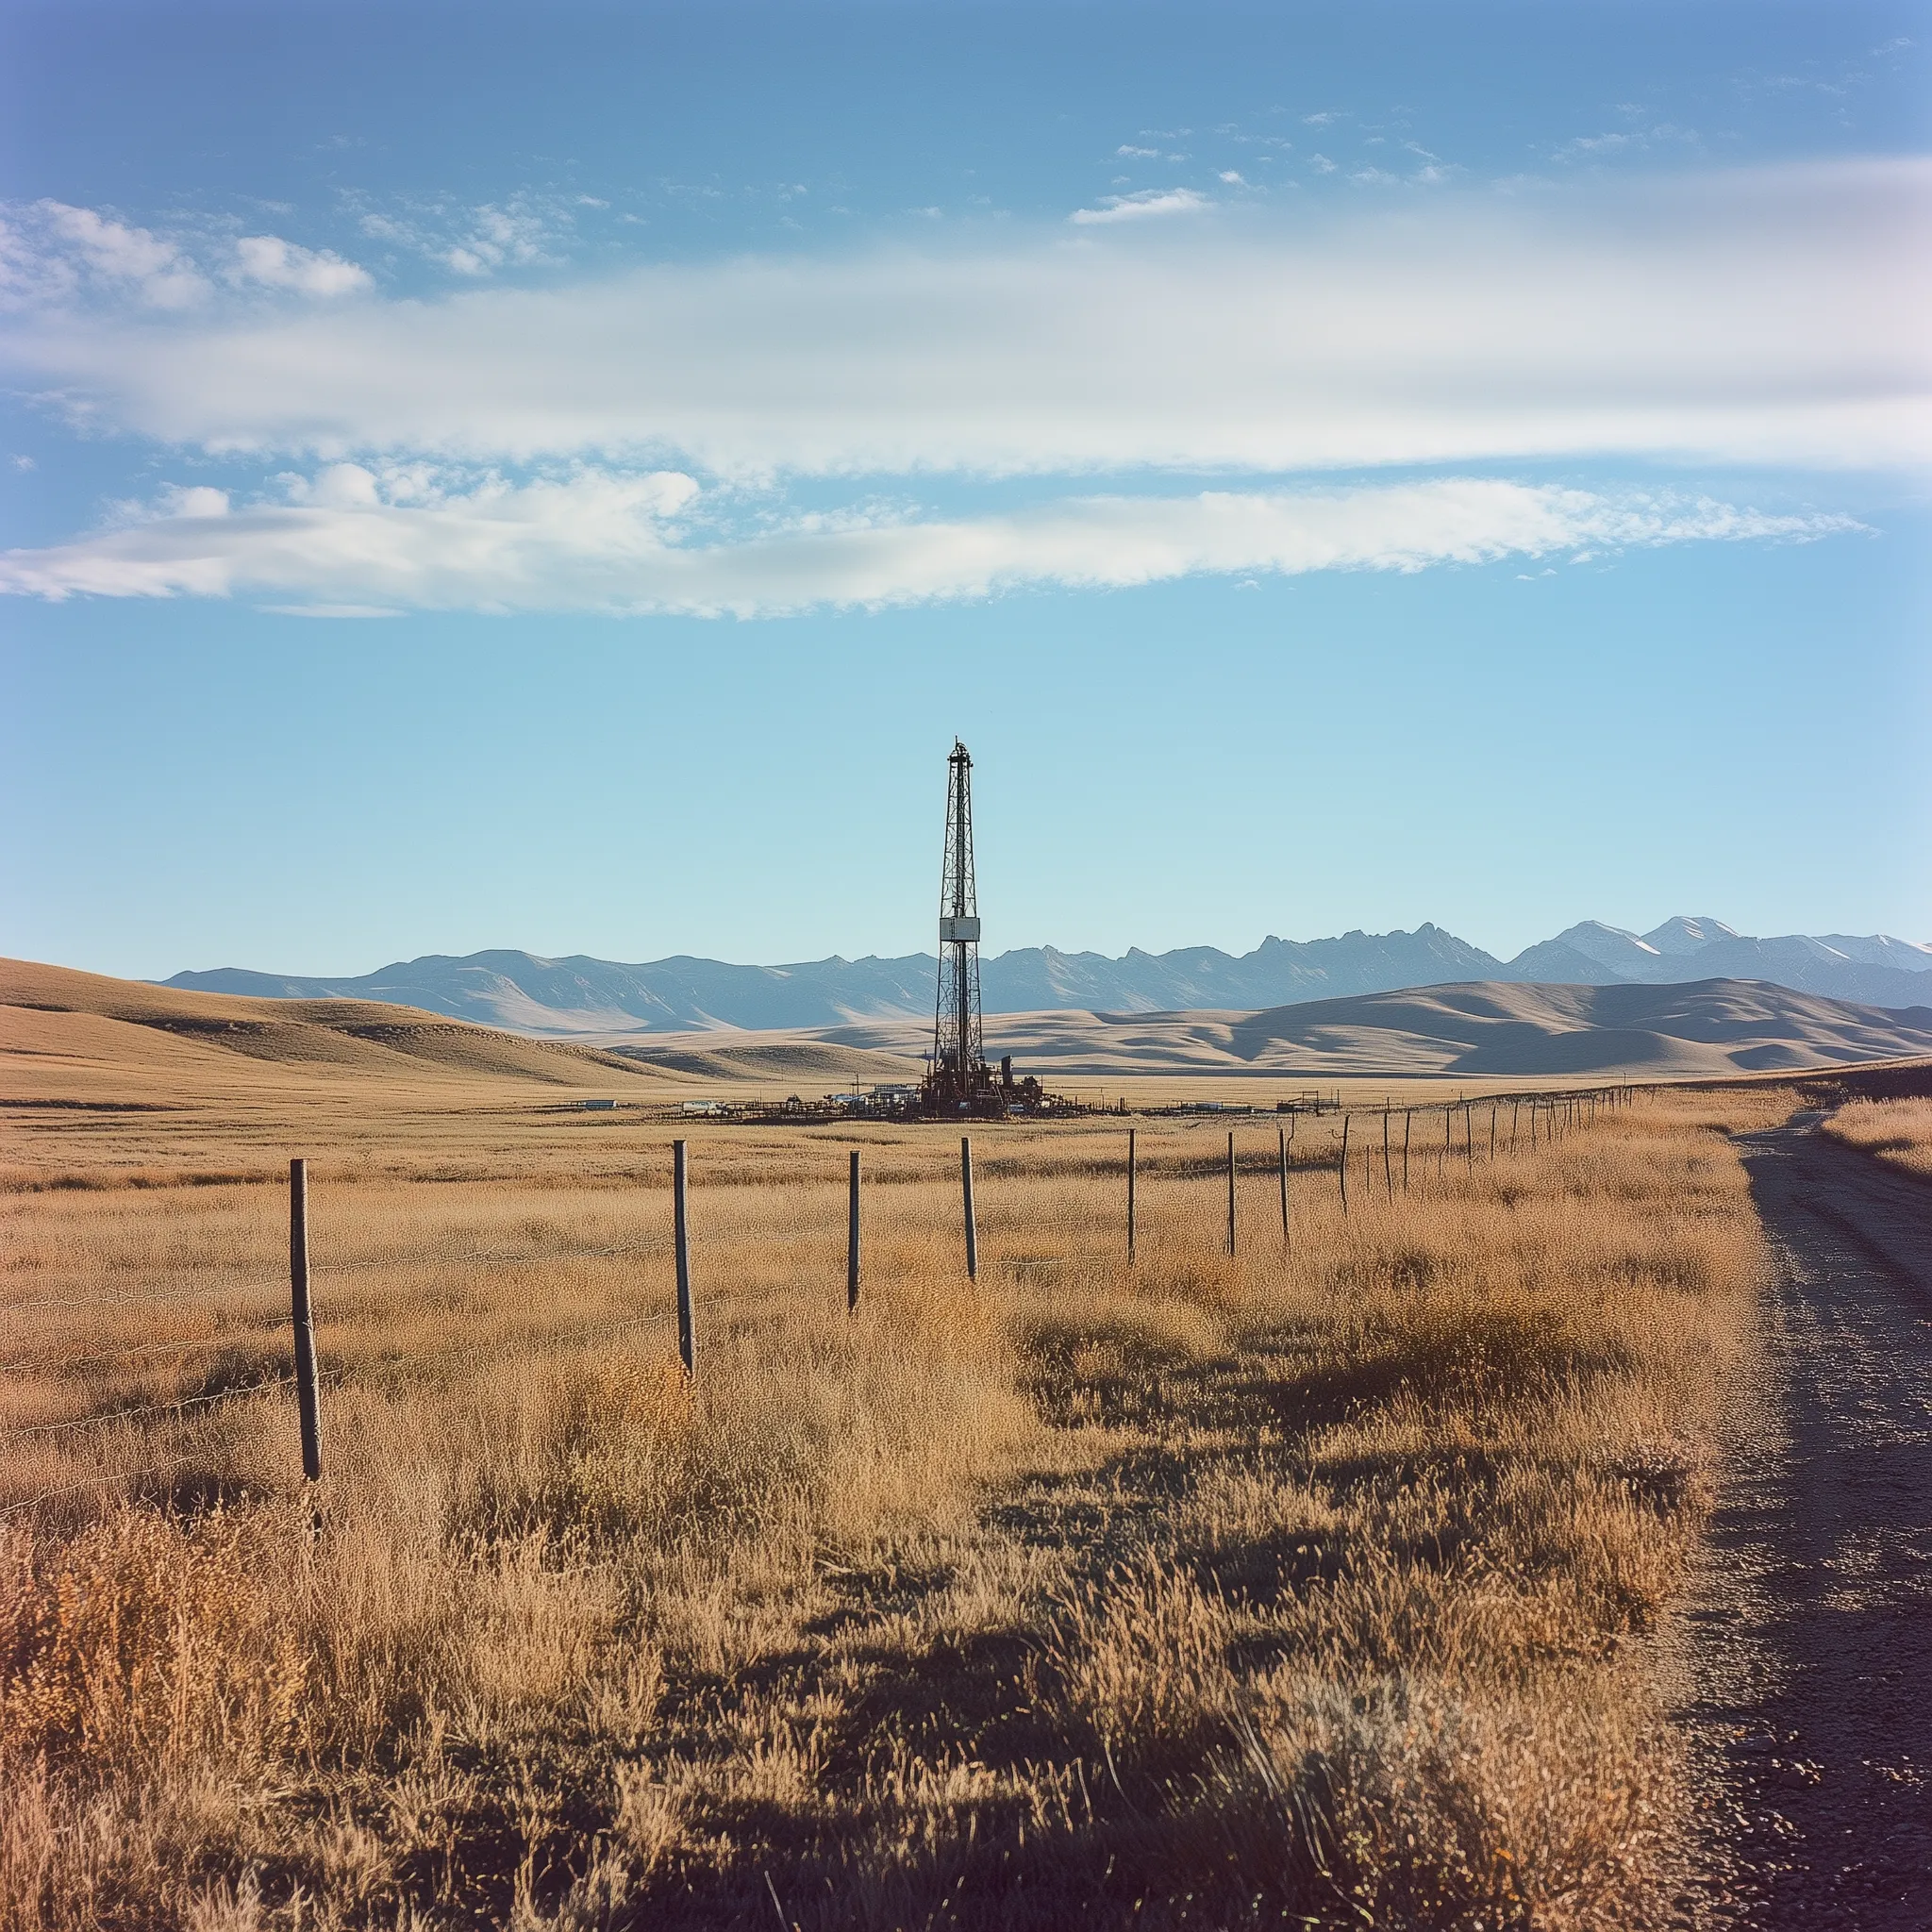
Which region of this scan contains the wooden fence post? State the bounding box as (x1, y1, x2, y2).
(288, 1158, 322, 1482)
(1464, 1102, 1474, 1174)
(674, 1140, 694, 1375)
(1126, 1127, 1137, 1264)
(961, 1136, 978, 1281)
(846, 1148, 860, 1312)
(1340, 1113, 1351, 1215)
(1225, 1131, 1237, 1257)
(1277, 1124, 1290, 1248)
(1382, 1108, 1393, 1200)
(1403, 1109, 1412, 1191)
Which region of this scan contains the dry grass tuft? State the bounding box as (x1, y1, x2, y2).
(1217, 1667, 1675, 1928)
(1820, 1095, 1932, 1182)
(0, 1508, 306, 1774)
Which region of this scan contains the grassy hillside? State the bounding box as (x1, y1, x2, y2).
(1, 958, 671, 1092)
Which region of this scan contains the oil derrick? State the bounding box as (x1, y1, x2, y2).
(930, 740, 983, 1105)
(923, 741, 1043, 1117)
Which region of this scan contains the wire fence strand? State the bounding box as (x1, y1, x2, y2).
(0, 1222, 879, 1330)
(1, 1372, 298, 1441)
(0, 1451, 213, 1522)
(0, 1329, 285, 1375)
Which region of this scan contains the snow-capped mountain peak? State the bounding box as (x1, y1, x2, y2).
(1642, 915, 1743, 954)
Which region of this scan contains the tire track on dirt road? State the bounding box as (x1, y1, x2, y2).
(1673, 1118, 1932, 1928)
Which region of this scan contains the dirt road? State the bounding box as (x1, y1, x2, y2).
(1674, 1119, 1932, 1927)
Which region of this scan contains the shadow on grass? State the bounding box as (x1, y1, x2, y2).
(404, 1301, 1637, 1928)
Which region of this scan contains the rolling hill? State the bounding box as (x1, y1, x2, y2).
(618, 978, 1932, 1082)
(0, 957, 665, 1106)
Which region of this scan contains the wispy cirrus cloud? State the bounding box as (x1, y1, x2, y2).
(0, 471, 1863, 618)
(1554, 122, 1701, 164)
(1068, 187, 1210, 224)
(5, 160, 1921, 478)
(353, 192, 569, 276)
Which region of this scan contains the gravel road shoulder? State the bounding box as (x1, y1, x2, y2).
(1665, 1116, 1932, 1928)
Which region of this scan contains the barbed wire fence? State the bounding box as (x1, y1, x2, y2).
(1, 1086, 1640, 1516)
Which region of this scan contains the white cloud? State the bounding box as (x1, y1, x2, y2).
(444, 202, 553, 275)
(5, 161, 1921, 479)
(0, 201, 371, 311)
(1116, 145, 1161, 158)
(0, 472, 1862, 618)
(261, 602, 402, 619)
(231, 235, 371, 296)
(158, 484, 231, 518)
(1218, 171, 1248, 186)
(1555, 123, 1700, 163)
(43, 204, 206, 307)
(356, 194, 563, 277)
(0, 201, 208, 309)
(1069, 188, 1210, 225)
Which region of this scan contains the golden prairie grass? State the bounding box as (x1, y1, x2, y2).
(1819, 1094, 1932, 1182)
(0, 1089, 1776, 1929)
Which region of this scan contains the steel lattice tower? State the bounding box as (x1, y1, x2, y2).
(932, 741, 983, 1095)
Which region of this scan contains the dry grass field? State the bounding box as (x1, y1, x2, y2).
(1, 961, 1796, 1929)
(1819, 1095, 1932, 1183)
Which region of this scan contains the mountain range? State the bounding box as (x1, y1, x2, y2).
(162, 916, 1932, 1038)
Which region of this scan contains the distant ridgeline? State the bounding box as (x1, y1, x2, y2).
(160, 917, 1932, 1039)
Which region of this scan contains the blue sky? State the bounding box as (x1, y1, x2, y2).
(2, 1, 1927, 978)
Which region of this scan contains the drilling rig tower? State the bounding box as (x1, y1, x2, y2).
(922, 741, 1043, 1117)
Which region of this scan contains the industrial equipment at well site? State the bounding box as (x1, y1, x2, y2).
(921, 741, 1045, 1117)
